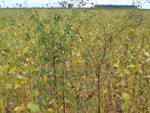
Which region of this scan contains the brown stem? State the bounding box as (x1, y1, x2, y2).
(97, 71, 100, 113)
(61, 48, 65, 113)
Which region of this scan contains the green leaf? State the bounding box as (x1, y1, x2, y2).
(0, 66, 5, 71)
(5, 84, 13, 89)
(121, 102, 130, 110)
(27, 102, 40, 113)
(0, 66, 4, 75)
(100, 106, 105, 113)
(122, 93, 130, 102)
(0, 75, 5, 79)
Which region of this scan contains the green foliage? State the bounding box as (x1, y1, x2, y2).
(121, 93, 130, 110)
(27, 102, 40, 113)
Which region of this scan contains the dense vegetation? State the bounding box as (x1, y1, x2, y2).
(94, 5, 136, 8)
(0, 8, 150, 113)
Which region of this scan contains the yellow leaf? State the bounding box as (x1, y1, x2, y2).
(14, 106, 26, 113)
(16, 75, 24, 79)
(29, 58, 33, 63)
(114, 63, 119, 68)
(34, 90, 40, 96)
(44, 75, 48, 83)
(65, 99, 72, 104)
(14, 84, 21, 89)
(26, 82, 30, 88)
(56, 74, 60, 79)
(72, 57, 78, 64)
(9, 68, 16, 74)
(0, 98, 3, 109)
(21, 81, 25, 85)
(30, 66, 35, 73)
(144, 52, 149, 57)
(81, 76, 86, 80)
(48, 109, 54, 113)
(42, 100, 46, 105)
(21, 79, 27, 85)
(57, 89, 63, 96)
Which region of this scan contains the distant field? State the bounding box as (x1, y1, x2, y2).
(0, 9, 150, 113)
